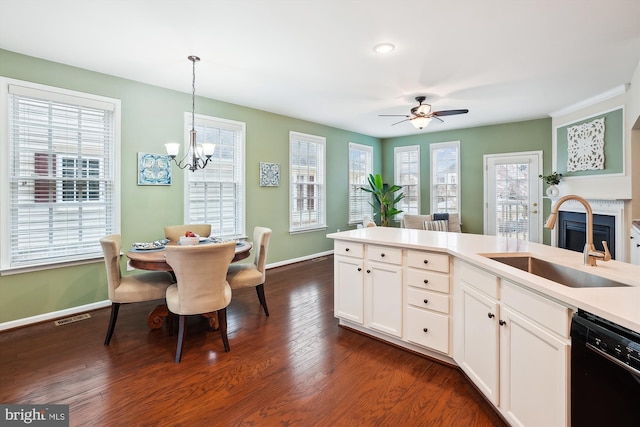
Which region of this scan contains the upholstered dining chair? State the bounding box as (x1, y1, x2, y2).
(164, 224, 212, 242)
(100, 235, 174, 345)
(226, 227, 272, 316)
(164, 241, 236, 363)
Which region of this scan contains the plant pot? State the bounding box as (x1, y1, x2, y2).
(546, 185, 559, 197)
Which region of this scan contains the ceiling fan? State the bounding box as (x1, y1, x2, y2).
(380, 96, 469, 129)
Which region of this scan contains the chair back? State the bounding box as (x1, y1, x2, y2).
(164, 224, 212, 242)
(100, 234, 122, 300)
(165, 242, 235, 315)
(251, 227, 272, 281)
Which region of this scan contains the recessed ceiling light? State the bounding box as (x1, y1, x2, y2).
(373, 43, 395, 54)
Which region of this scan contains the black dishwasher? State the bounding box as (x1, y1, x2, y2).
(571, 310, 640, 426)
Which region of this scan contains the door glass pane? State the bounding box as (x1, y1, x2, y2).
(494, 162, 530, 240)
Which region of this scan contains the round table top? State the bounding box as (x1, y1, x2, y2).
(126, 241, 252, 271)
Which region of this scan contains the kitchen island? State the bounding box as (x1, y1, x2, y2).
(327, 227, 640, 427)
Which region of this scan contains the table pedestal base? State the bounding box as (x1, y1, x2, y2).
(147, 305, 219, 331)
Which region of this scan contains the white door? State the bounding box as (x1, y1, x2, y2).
(484, 152, 542, 242)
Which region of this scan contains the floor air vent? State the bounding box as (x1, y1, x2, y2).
(54, 313, 91, 326)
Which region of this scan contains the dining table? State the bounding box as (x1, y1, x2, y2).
(126, 239, 252, 330)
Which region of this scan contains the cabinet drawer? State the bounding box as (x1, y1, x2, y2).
(407, 250, 449, 273)
(407, 288, 449, 314)
(367, 245, 402, 265)
(406, 268, 449, 293)
(334, 240, 363, 258)
(455, 260, 499, 299)
(502, 280, 571, 338)
(405, 307, 449, 354)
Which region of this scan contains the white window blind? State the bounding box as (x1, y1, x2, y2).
(289, 131, 326, 232)
(394, 145, 420, 217)
(431, 141, 460, 214)
(348, 142, 373, 224)
(2, 81, 119, 270)
(185, 114, 245, 238)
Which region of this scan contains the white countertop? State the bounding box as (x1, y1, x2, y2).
(327, 227, 640, 334)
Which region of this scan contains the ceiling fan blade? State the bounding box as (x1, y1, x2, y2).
(391, 118, 411, 126)
(379, 114, 410, 117)
(432, 109, 469, 117)
(432, 115, 444, 123)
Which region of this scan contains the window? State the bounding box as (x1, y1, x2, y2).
(348, 142, 373, 224)
(290, 131, 326, 232)
(1, 79, 120, 271)
(394, 145, 420, 217)
(184, 114, 245, 238)
(430, 141, 460, 214)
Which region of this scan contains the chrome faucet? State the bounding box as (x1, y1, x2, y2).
(544, 194, 611, 266)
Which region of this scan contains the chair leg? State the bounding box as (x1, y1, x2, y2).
(104, 302, 121, 345)
(256, 284, 269, 316)
(218, 308, 230, 352)
(175, 315, 187, 363)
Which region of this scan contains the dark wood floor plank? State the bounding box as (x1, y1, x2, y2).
(0, 255, 505, 427)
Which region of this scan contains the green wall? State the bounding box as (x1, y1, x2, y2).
(0, 49, 564, 325)
(0, 49, 381, 323)
(381, 119, 553, 236)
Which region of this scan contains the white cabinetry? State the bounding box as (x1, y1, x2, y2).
(333, 240, 451, 356)
(334, 242, 403, 337)
(365, 245, 403, 337)
(404, 250, 451, 354)
(631, 224, 640, 265)
(334, 241, 364, 324)
(453, 259, 571, 427)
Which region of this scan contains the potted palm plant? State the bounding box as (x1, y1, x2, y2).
(360, 173, 405, 226)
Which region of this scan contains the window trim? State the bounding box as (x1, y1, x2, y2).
(430, 140, 460, 215)
(394, 145, 421, 218)
(0, 77, 121, 274)
(347, 142, 373, 225)
(183, 112, 246, 239)
(289, 131, 326, 233)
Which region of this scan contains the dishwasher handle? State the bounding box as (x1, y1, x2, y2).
(586, 342, 640, 378)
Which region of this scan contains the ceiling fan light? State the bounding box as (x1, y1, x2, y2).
(416, 104, 431, 115)
(411, 116, 432, 129)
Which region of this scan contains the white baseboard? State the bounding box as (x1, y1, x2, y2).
(266, 250, 333, 269)
(1, 252, 335, 331)
(0, 300, 111, 332)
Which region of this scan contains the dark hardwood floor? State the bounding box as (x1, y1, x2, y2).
(0, 256, 506, 426)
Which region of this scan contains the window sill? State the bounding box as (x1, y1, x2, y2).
(0, 255, 103, 276)
(289, 226, 328, 235)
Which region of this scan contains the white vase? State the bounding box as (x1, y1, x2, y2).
(546, 185, 559, 197)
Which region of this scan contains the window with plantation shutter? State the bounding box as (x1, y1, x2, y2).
(289, 131, 326, 232)
(1, 79, 120, 271)
(348, 142, 373, 224)
(184, 114, 245, 238)
(394, 145, 420, 218)
(430, 141, 460, 214)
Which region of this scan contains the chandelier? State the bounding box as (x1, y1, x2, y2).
(165, 55, 215, 172)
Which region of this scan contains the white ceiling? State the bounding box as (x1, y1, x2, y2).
(1, 0, 639, 138)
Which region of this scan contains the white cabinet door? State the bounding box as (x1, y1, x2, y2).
(631, 227, 640, 265)
(365, 261, 403, 337)
(334, 255, 364, 324)
(458, 284, 500, 406)
(499, 306, 569, 427)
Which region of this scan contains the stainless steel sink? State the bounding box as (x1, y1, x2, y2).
(485, 255, 629, 288)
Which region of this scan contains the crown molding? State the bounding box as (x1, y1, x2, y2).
(549, 84, 630, 117)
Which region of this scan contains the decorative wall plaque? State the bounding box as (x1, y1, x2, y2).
(137, 153, 171, 185)
(259, 162, 280, 187)
(566, 117, 605, 172)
